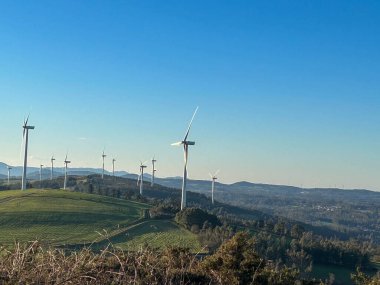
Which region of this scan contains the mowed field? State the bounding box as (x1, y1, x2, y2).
(0, 189, 202, 252)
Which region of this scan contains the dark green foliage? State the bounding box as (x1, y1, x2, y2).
(200, 232, 308, 285)
(150, 205, 178, 219)
(351, 267, 380, 285)
(175, 208, 221, 230)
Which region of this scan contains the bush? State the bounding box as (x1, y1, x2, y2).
(175, 208, 221, 230)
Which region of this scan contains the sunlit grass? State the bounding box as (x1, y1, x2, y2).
(0, 189, 149, 245)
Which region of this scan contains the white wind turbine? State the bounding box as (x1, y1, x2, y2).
(209, 170, 220, 205)
(40, 164, 44, 188)
(21, 115, 35, 191)
(137, 161, 147, 195)
(151, 156, 157, 187)
(171, 107, 198, 210)
(102, 150, 107, 179)
(112, 158, 116, 179)
(64, 154, 71, 190)
(50, 156, 55, 180)
(7, 166, 12, 185)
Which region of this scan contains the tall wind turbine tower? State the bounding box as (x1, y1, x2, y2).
(102, 151, 107, 179)
(209, 170, 219, 205)
(171, 107, 198, 210)
(112, 158, 116, 179)
(64, 155, 71, 190)
(151, 156, 157, 187)
(50, 156, 55, 180)
(21, 116, 35, 191)
(137, 161, 147, 195)
(40, 164, 44, 188)
(7, 166, 12, 185)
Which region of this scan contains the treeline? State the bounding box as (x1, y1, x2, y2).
(172, 207, 372, 272)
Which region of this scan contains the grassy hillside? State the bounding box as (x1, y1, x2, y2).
(95, 220, 203, 252)
(0, 189, 149, 245)
(0, 189, 202, 252)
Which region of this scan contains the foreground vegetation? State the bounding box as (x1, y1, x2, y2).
(0, 232, 323, 285)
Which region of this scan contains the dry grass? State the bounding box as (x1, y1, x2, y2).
(0, 241, 207, 284)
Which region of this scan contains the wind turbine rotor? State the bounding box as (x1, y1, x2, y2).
(183, 106, 198, 142)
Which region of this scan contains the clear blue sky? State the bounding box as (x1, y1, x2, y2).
(0, 1, 379, 190)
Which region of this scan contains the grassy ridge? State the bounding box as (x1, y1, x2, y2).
(0, 189, 149, 245)
(0, 189, 202, 252)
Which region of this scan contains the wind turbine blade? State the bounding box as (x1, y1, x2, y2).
(209, 173, 213, 178)
(215, 169, 220, 176)
(183, 106, 198, 141)
(25, 114, 30, 127)
(143, 161, 148, 165)
(171, 142, 182, 146)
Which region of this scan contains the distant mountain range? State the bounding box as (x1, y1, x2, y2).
(0, 162, 375, 196)
(0, 162, 131, 180)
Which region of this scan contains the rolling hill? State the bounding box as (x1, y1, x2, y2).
(0, 189, 201, 251)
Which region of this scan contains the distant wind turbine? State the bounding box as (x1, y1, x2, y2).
(7, 166, 12, 185)
(40, 164, 44, 188)
(137, 161, 147, 195)
(112, 158, 116, 179)
(50, 156, 55, 180)
(21, 115, 35, 191)
(209, 170, 220, 205)
(151, 156, 157, 187)
(102, 150, 107, 179)
(64, 154, 71, 190)
(171, 107, 198, 210)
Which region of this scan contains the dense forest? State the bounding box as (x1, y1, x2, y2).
(165, 179, 380, 245)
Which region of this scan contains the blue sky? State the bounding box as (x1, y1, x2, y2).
(0, 1, 379, 190)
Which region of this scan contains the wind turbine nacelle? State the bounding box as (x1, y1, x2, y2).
(186, 141, 195, 145)
(24, 126, 35, 130)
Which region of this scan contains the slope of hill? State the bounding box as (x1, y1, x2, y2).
(0, 189, 150, 245)
(0, 189, 202, 251)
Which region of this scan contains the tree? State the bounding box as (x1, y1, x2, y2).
(200, 232, 266, 284)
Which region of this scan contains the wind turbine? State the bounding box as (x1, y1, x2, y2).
(40, 164, 44, 188)
(21, 115, 35, 191)
(151, 156, 157, 187)
(112, 158, 116, 179)
(171, 107, 198, 210)
(137, 161, 147, 195)
(102, 150, 107, 179)
(50, 156, 55, 180)
(7, 166, 12, 185)
(209, 170, 220, 205)
(64, 155, 71, 190)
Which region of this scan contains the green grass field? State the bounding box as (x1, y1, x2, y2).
(0, 189, 150, 245)
(0, 189, 202, 252)
(95, 219, 203, 252)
